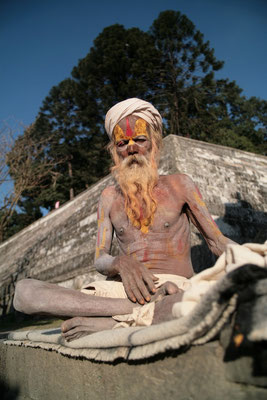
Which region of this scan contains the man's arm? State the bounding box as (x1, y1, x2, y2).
(94, 188, 115, 274)
(180, 175, 236, 256)
(94, 188, 157, 304)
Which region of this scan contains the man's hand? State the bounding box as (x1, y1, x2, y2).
(111, 255, 158, 304)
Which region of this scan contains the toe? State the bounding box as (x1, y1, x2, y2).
(165, 281, 179, 295)
(61, 317, 82, 333)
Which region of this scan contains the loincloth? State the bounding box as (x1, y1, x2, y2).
(81, 274, 191, 328)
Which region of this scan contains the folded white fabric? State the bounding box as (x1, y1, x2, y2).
(172, 241, 267, 318)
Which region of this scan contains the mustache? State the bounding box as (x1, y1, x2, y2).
(122, 154, 147, 168)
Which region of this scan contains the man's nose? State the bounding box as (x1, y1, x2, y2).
(127, 140, 138, 155)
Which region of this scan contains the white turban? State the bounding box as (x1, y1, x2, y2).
(105, 98, 162, 139)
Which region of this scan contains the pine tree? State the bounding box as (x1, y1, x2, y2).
(149, 10, 224, 136)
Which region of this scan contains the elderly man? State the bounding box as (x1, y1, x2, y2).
(14, 98, 234, 341)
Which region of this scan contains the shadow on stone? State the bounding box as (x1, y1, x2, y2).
(219, 265, 267, 388)
(0, 378, 20, 400)
(191, 194, 267, 273)
(0, 311, 63, 333)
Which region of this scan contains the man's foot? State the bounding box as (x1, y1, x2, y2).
(61, 317, 116, 342)
(152, 290, 184, 324)
(151, 281, 180, 302)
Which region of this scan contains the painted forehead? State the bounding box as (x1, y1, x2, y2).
(113, 116, 149, 142)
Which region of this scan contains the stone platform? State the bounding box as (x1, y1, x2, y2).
(1, 340, 267, 400)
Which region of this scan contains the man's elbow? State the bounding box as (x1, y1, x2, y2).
(94, 253, 115, 276)
(208, 235, 237, 256)
(94, 258, 106, 275)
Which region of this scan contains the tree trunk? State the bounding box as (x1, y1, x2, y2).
(173, 93, 180, 136)
(68, 161, 74, 200)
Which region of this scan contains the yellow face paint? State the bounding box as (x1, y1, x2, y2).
(134, 118, 148, 136)
(114, 118, 149, 143)
(114, 124, 126, 142)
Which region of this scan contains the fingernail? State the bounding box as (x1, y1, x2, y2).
(146, 296, 150, 302)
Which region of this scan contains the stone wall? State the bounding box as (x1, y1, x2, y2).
(0, 135, 266, 315)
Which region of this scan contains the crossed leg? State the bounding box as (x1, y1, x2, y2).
(13, 279, 136, 317)
(14, 279, 184, 342)
(61, 282, 183, 341)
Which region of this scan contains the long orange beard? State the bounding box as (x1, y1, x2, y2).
(113, 154, 158, 234)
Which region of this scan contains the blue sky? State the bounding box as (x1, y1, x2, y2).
(1, 0, 266, 130)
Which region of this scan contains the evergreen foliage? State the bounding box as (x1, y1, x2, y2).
(149, 10, 224, 136)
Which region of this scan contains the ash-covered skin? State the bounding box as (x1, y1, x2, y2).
(95, 115, 234, 305)
(95, 173, 232, 304)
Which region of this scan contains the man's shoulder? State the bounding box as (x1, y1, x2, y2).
(99, 186, 118, 210)
(101, 185, 117, 197)
(99, 185, 118, 206)
(160, 173, 194, 186)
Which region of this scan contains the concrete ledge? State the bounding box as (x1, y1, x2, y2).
(1, 341, 267, 400)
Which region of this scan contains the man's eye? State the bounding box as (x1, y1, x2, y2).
(117, 141, 127, 147)
(134, 138, 146, 143)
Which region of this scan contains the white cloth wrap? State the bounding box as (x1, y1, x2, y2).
(81, 274, 190, 328)
(104, 98, 162, 139)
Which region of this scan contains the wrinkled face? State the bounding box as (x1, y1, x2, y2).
(113, 115, 151, 159)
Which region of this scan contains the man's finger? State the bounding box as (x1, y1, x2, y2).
(122, 277, 137, 303)
(130, 284, 146, 305)
(127, 274, 149, 305)
(134, 276, 151, 302)
(143, 272, 157, 293)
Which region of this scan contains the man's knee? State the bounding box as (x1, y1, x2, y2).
(13, 278, 38, 313)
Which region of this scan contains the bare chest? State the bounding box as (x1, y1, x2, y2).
(109, 184, 187, 240)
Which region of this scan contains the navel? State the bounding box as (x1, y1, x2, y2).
(164, 222, 169, 228)
(119, 227, 124, 234)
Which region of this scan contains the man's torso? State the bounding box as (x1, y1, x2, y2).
(109, 174, 194, 278)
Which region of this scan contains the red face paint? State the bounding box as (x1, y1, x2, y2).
(125, 117, 133, 137)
